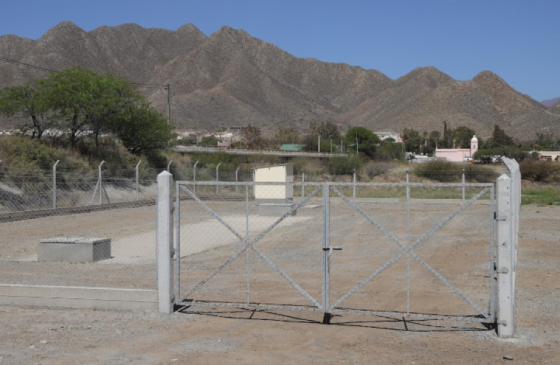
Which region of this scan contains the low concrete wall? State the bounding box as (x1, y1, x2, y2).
(0, 284, 158, 311)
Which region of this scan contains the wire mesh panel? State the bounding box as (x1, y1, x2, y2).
(327, 182, 495, 322)
(176, 180, 496, 323)
(176, 181, 325, 311)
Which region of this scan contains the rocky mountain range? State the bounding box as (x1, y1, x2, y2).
(1, 21, 559, 139)
(541, 97, 560, 108)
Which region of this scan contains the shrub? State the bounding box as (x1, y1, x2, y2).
(463, 165, 499, 182)
(365, 162, 392, 179)
(520, 160, 560, 182)
(413, 160, 461, 182)
(328, 155, 363, 175)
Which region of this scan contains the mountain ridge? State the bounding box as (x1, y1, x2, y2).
(1, 22, 558, 139)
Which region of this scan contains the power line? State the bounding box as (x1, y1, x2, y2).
(0, 56, 59, 73)
(0, 56, 164, 88)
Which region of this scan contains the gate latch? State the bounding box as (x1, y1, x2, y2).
(497, 267, 509, 274)
(323, 246, 342, 256)
(494, 212, 506, 221)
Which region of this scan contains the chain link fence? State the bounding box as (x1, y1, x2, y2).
(0, 161, 500, 294)
(174, 180, 496, 323)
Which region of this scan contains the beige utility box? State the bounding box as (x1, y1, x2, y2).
(253, 164, 294, 204)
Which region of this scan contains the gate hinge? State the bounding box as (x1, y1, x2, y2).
(172, 202, 179, 211)
(497, 267, 509, 274)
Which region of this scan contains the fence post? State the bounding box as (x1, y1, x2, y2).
(52, 160, 60, 209)
(496, 173, 515, 337)
(167, 160, 172, 172)
(135, 160, 142, 201)
(193, 161, 199, 195)
(157, 171, 174, 314)
(353, 169, 356, 199)
(216, 163, 221, 196)
(98, 161, 105, 205)
(301, 170, 305, 198)
(235, 167, 240, 195)
(462, 168, 465, 200)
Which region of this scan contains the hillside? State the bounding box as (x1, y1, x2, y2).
(1, 21, 558, 139)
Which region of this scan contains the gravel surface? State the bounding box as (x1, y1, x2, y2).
(0, 199, 559, 364)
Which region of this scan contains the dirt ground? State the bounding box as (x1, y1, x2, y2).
(0, 191, 559, 364)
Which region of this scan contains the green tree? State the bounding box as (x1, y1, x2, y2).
(487, 125, 515, 148)
(442, 121, 454, 148)
(42, 66, 141, 147)
(274, 126, 300, 146)
(308, 121, 340, 140)
(0, 83, 55, 138)
(111, 102, 173, 154)
(344, 127, 380, 158)
(200, 135, 219, 147)
(453, 126, 476, 149)
(242, 124, 265, 149)
(402, 128, 422, 153)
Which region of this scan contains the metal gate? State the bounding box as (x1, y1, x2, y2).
(174, 180, 495, 324)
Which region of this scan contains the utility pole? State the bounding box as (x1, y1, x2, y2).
(318, 135, 321, 153)
(356, 132, 359, 155)
(164, 81, 171, 124)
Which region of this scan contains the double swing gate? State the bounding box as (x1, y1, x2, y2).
(173, 180, 497, 324)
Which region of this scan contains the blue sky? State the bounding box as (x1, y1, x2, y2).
(1, 0, 559, 101)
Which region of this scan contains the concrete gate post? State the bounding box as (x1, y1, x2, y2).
(496, 173, 515, 337)
(157, 171, 174, 314)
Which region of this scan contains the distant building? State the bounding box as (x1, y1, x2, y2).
(435, 135, 478, 162)
(374, 131, 403, 143)
(536, 151, 560, 161)
(216, 132, 233, 147)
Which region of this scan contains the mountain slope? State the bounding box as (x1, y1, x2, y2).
(0, 22, 558, 139)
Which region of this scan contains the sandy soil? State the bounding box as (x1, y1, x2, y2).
(0, 193, 559, 364)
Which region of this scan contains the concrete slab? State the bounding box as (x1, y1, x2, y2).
(38, 237, 111, 262)
(259, 203, 298, 216)
(0, 284, 157, 311)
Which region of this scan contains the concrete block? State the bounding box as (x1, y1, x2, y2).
(259, 203, 297, 216)
(38, 237, 111, 262)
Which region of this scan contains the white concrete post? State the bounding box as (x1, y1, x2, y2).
(497, 173, 515, 337)
(135, 160, 142, 201)
(301, 170, 305, 198)
(157, 171, 174, 314)
(235, 167, 240, 195)
(98, 161, 105, 205)
(193, 161, 199, 195)
(53, 160, 60, 209)
(462, 168, 465, 200)
(216, 163, 221, 196)
(353, 169, 356, 199)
